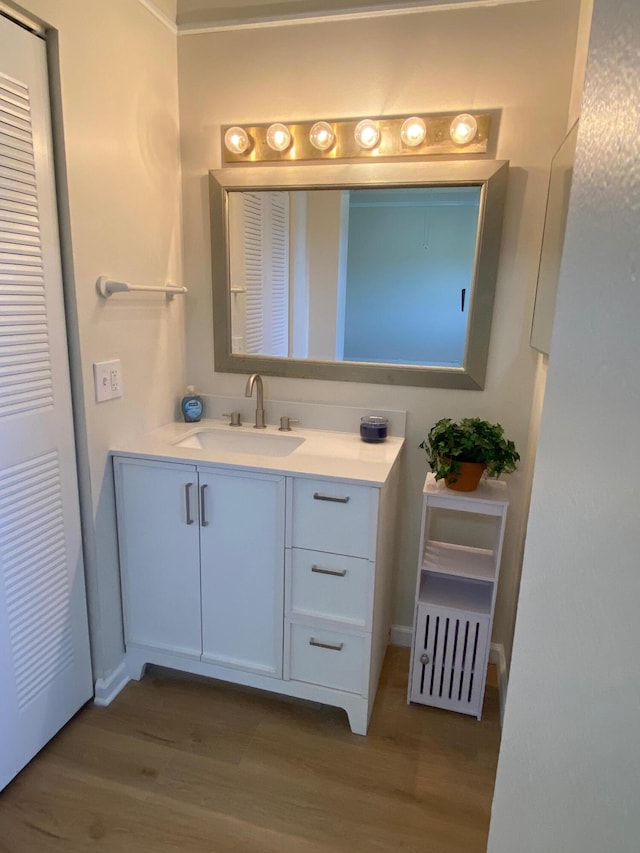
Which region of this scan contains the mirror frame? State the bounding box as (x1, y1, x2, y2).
(210, 160, 508, 390)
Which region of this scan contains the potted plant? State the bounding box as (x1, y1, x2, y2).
(419, 417, 520, 492)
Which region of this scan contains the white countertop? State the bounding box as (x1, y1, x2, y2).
(111, 419, 404, 486)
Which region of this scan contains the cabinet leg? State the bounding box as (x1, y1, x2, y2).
(346, 702, 369, 736)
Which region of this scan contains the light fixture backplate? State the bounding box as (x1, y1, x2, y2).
(222, 113, 490, 163)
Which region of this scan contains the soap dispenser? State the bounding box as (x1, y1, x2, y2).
(181, 386, 203, 423)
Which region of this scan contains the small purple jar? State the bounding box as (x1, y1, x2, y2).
(360, 415, 389, 443)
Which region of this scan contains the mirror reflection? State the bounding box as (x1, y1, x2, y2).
(228, 186, 482, 368)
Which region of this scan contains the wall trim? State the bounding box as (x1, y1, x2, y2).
(137, 0, 177, 34)
(178, 0, 541, 36)
(93, 660, 130, 707)
(390, 624, 412, 647)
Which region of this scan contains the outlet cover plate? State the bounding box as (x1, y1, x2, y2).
(94, 359, 123, 402)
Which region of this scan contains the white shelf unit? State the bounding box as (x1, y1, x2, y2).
(408, 473, 508, 719)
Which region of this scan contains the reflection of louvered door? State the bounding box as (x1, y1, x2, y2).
(230, 191, 289, 356)
(0, 16, 92, 791)
(410, 604, 490, 717)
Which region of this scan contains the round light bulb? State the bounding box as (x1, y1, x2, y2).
(354, 119, 380, 150)
(449, 113, 478, 146)
(224, 126, 251, 155)
(309, 121, 335, 152)
(400, 116, 427, 148)
(266, 123, 292, 152)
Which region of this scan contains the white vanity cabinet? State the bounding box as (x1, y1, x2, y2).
(114, 458, 202, 658)
(289, 470, 399, 734)
(113, 449, 400, 736)
(285, 478, 382, 717)
(199, 468, 285, 678)
(114, 457, 285, 681)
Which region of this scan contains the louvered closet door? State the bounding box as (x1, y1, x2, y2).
(0, 16, 92, 791)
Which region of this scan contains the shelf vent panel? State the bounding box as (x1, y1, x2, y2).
(410, 602, 490, 717)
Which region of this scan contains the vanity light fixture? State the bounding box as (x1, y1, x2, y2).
(221, 112, 490, 163)
(449, 113, 479, 146)
(224, 125, 251, 155)
(266, 122, 292, 152)
(400, 116, 427, 148)
(309, 120, 336, 151)
(354, 118, 380, 150)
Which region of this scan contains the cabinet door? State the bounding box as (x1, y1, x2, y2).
(199, 469, 285, 677)
(114, 459, 201, 657)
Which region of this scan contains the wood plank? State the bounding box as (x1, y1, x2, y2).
(0, 647, 501, 852)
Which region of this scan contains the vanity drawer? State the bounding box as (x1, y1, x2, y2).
(288, 622, 367, 695)
(289, 477, 376, 558)
(288, 548, 373, 629)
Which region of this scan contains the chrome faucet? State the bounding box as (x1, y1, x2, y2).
(245, 373, 266, 429)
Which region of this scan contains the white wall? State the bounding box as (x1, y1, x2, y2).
(6, 0, 184, 679)
(488, 1, 640, 849)
(177, 0, 582, 662)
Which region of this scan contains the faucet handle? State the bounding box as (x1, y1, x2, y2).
(222, 411, 242, 427)
(279, 416, 300, 432)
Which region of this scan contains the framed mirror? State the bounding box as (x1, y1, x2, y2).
(210, 160, 508, 389)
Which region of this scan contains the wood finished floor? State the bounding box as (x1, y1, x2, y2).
(0, 647, 501, 853)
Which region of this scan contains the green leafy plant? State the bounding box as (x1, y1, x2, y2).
(419, 417, 520, 483)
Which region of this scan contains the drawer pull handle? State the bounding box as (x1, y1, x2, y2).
(311, 565, 347, 578)
(420, 653, 430, 666)
(313, 492, 350, 504)
(309, 637, 344, 652)
(185, 483, 194, 525)
(200, 483, 209, 527)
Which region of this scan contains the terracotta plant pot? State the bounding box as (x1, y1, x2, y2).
(444, 461, 486, 492)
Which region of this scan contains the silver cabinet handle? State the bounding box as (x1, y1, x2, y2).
(311, 564, 347, 577)
(313, 492, 350, 504)
(309, 637, 344, 652)
(420, 653, 430, 665)
(200, 483, 209, 527)
(185, 483, 194, 525)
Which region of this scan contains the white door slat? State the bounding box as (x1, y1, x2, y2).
(0, 366, 50, 386)
(0, 194, 38, 214)
(0, 213, 39, 230)
(0, 332, 49, 346)
(0, 133, 33, 157)
(0, 86, 29, 107)
(0, 146, 35, 168)
(0, 111, 32, 135)
(0, 273, 44, 285)
(0, 176, 38, 197)
(0, 162, 36, 183)
(0, 120, 31, 144)
(0, 96, 30, 124)
(0, 233, 41, 248)
(0, 254, 42, 269)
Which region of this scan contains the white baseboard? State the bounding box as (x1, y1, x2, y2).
(389, 624, 412, 647)
(391, 625, 508, 725)
(93, 659, 130, 707)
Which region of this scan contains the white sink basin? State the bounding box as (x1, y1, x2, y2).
(173, 427, 305, 457)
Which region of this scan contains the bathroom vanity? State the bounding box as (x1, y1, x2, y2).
(112, 418, 403, 735)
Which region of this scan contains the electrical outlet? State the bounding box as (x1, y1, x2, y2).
(94, 359, 123, 402)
